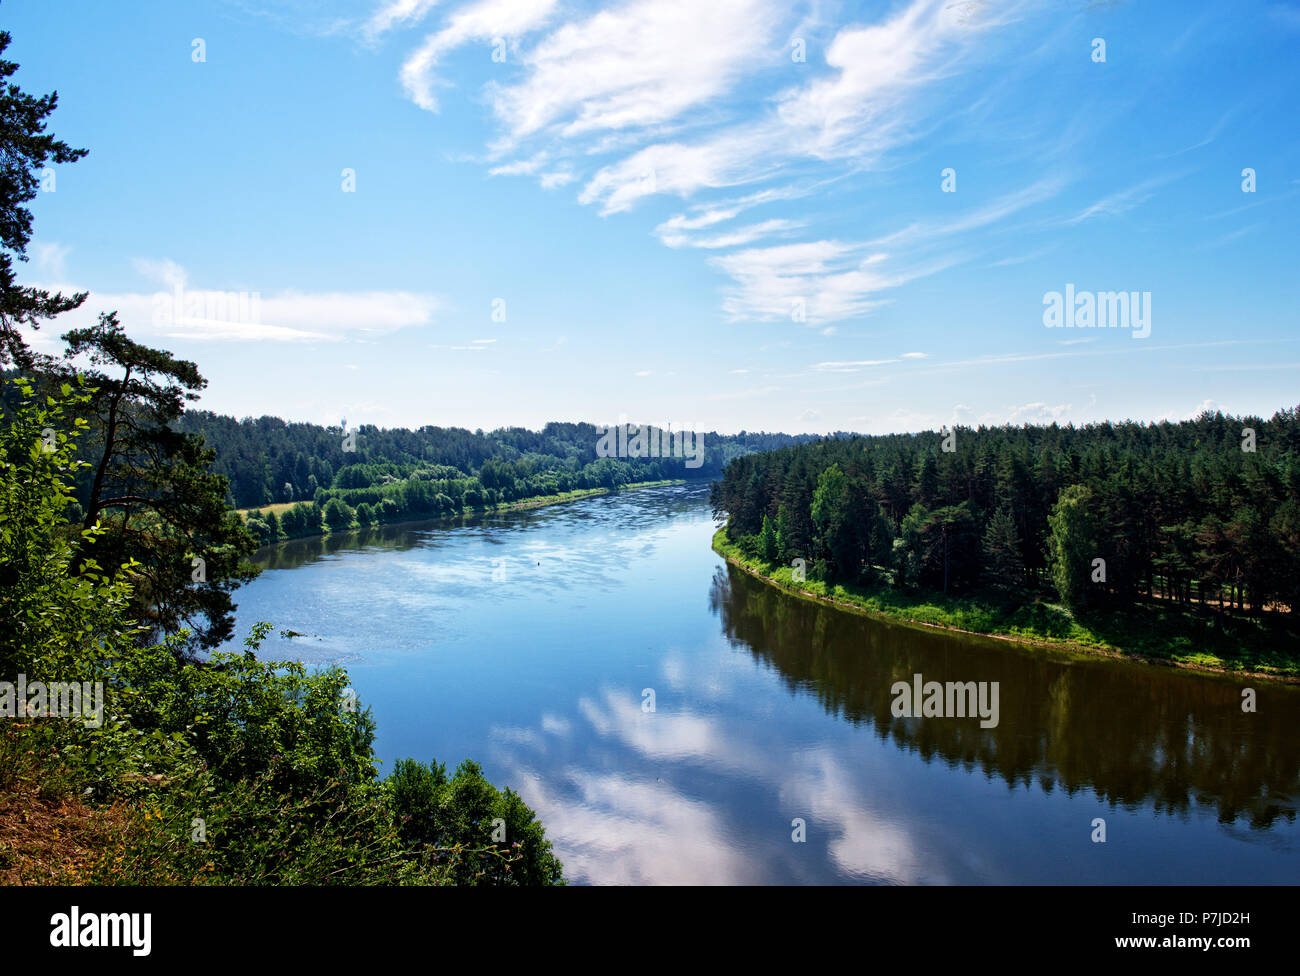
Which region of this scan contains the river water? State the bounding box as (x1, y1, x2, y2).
(227, 483, 1300, 884)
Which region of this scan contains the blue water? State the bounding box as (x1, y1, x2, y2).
(227, 484, 1300, 884)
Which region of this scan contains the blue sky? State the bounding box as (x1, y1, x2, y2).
(7, 0, 1299, 433)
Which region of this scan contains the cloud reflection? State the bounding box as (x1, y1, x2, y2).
(490, 673, 948, 884)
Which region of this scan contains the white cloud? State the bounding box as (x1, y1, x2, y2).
(132, 256, 188, 289)
(384, 0, 1040, 326)
(867, 177, 1065, 252)
(488, 151, 548, 176)
(1153, 398, 1222, 423)
(538, 169, 575, 189)
(812, 359, 899, 372)
(1065, 173, 1182, 226)
(579, 133, 770, 215)
(400, 0, 558, 112)
(576, 0, 1004, 214)
(651, 186, 818, 239)
(489, 0, 779, 141)
(362, 0, 441, 40)
(32, 242, 73, 282)
(1002, 401, 1073, 425)
(656, 218, 803, 249)
(23, 259, 440, 343)
(711, 240, 913, 324)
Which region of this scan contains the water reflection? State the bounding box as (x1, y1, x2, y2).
(712, 563, 1300, 831)
(488, 683, 945, 884)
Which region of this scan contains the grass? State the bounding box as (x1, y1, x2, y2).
(237, 500, 298, 518)
(713, 527, 1300, 680)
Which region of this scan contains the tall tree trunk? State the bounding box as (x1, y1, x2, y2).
(82, 366, 130, 533)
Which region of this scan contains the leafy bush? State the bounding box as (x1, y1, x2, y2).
(322, 498, 355, 530)
(388, 757, 564, 886)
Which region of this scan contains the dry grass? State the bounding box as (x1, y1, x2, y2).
(237, 501, 297, 518)
(0, 785, 135, 885)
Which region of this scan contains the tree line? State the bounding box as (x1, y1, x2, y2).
(176, 409, 813, 511)
(711, 412, 1300, 616)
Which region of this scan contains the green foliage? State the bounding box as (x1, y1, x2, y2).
(114, 626, 376, 793)
(714, 526, 1300, 675)
(810, 463, 849, 580)
(1048, 484, 1097, 608)
(31, 312, 261, 653)
(0, 31, 89, 370)
(0, 375, 140, 678)
(387, 757, 564, 886)
(983, 506, 1024, 589)
(758, 514, 779, 562)
(278, 501, 319, 538)
(896, 502, 980, 594)
(175, 410, 816, 511)
(322, 497, 355, 530)
(712, 409, 1300, 616)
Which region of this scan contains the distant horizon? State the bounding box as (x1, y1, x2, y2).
(184, 398, 1300, 441)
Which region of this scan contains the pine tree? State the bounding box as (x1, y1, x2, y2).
(983, 506, 1023, 589)
(758, 514, 779, 563)
(0, 33, 89, 369)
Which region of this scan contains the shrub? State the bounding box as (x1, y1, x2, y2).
(323, 498, 355, 530)
(387, 758, 564, 886)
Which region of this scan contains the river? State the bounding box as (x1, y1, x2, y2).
(227, 483, 1300, 884)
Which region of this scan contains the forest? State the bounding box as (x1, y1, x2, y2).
(178, 409, 808, 508)
(173, 410, 812, 545)
(711, 412, 1300, 629)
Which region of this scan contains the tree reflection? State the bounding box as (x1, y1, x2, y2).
(712, 565, 1300, 829)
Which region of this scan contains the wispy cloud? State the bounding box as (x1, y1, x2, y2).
(401, 0, 557, 111)
(373, 0, 1048, 326)
(25, 258, 440, 343)
(363, 0, 441, 41)
(1064, 172, 1184, 226)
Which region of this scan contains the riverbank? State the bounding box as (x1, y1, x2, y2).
(241, 479, 687, 547)
(713, 527, 1300, 681)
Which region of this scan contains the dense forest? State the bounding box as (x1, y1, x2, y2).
(177, 410, 811, 509)
(711, 411, 1300, 617)
(167, 410, 812, 546)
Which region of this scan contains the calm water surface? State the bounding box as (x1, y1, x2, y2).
(227, 484, 1300, 884)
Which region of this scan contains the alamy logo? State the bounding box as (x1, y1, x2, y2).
(152, 284, 261, 329)
(50, 907, 151, 956)
(1042, 284, 1150, 338)
(0, 674, 104, 728)
(595, 422, 705, 469)
(890, 673, 1000, 728)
